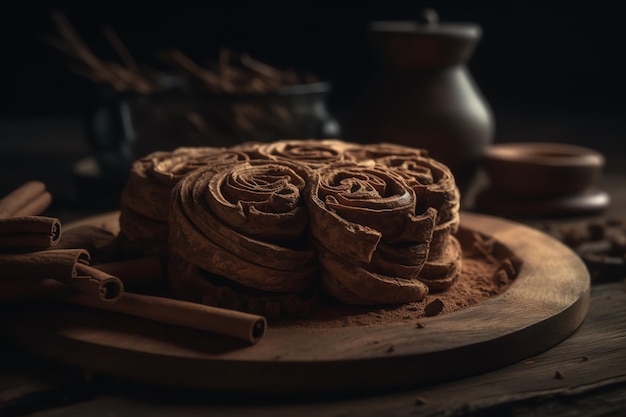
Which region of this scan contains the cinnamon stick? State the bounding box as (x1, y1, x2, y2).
(63, 292, 267, 344)
(0, 249, 88, 279)
(0, 249, 123, 301)
(240, 53, 283, 80)
(0, 181, 52, 218)
(55, 224, 118, 262)
(73, 263, 124, 301)
(46, 11, 154, 93)
(49, 10, 114, 80)
(102, 25, 139, 71)
(0, 216, 61, 249)
(0, 278, 69, 303)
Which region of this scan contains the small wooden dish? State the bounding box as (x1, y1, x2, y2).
(483, 142, 605, 197)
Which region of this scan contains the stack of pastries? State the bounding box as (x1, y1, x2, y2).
(118, 139, 462, 318)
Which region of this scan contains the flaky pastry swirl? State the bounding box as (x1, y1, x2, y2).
(307, 163, 436, 304)
(169, 160, 317, 293)
(250, 139, 354, 168)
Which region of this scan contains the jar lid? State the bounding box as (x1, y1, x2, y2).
(369, 9, 481, 41)
(368, 9, 482, 68)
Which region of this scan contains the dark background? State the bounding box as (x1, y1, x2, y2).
(2, 1, 625, 117)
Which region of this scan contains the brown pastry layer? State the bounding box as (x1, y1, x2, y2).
(169, 160, 317, 293)
(123, 139, 463, 310)
(168, 253, 318, 320)
(307, 163, 436, 304)
(118, 147, 250, 255)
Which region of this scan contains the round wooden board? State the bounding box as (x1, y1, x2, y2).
(0, 212, 590, 395)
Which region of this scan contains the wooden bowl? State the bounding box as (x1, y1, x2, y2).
(483, 142, 605, 197)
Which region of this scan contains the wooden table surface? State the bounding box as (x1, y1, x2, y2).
(0, 116, 625, 416)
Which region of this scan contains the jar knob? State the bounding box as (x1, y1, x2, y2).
(417, 8, 439, 25)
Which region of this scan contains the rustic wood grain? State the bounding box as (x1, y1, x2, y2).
(0, 212, 590, 395)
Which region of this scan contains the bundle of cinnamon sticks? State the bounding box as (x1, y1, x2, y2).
(163, 48, 320, 144)
(0, 181, 124, 302)
(0, 181, 266, 344)
(44, 10, 155, 93)
(45, 10, 317, 95)
(45, 11, 322, 147)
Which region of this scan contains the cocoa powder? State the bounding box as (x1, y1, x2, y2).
(274, 255, 512, 329)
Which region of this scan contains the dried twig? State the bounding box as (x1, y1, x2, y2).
(50, 10, 106, 73)
(45, 12, 320, 144)
(102, 25, 139, 71)
(240, 53, 283, 80)
(158, 47, 309, 94)
(45, 10, 154, 93)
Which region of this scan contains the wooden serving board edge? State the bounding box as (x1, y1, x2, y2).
(0, 212, 590, 395)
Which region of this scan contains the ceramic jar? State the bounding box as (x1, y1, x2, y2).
(345, 10, 494, 195)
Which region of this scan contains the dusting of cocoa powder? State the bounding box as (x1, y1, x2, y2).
(273, 254, 514, 329)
